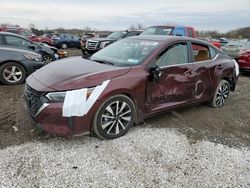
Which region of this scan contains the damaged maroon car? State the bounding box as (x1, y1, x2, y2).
(24, 36, 239, 139)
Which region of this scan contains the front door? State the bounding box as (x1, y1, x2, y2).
(146, 42, 196, 113)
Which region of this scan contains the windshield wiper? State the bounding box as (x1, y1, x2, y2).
(93, 60, 114, 65)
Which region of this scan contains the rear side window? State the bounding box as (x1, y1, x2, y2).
(192, 43, 211, 62)
(156, 43, 189, 67)
(0, 36, 3, 45)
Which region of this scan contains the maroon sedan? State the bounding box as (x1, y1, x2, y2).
(24, 36, 239, 139)
(238, 51, 250, 71)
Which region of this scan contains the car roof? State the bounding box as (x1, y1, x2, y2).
(129, 35, 210, 44)
(0, 31, 28, 39)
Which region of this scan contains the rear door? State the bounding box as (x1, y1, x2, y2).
(146, 42, 196, 112)
(190, 42, 219, 100)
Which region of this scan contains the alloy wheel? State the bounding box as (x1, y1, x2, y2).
(215, 82, 230, 107)
(42, 55, 53, 64)
(3, 65, 23, 83)
(101, 101, 132, 136)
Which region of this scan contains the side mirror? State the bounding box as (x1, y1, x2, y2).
(28, 44, 36, 50)
(150, 65, 162, 83)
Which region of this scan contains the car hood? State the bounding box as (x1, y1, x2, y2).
(88, 38, 117, 43)
(27, 56, 131, 91)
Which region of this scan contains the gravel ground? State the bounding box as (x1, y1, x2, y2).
(0, 127, 249, 188)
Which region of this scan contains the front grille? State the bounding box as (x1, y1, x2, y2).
(86, 40, 98, 50)
(24, 84, 43, 116)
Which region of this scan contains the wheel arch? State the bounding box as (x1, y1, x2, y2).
(221, 76, 236, 91)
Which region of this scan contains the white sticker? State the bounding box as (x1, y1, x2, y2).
(233, 59, 239, 76)
(62, 80, 110, 117)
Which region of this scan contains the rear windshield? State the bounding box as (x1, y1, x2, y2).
(141, 26, 174, 36)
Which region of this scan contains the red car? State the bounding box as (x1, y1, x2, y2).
(0, 26, 53, 46)
(238, 51, 250, 71)
(24, 36, 238, 139)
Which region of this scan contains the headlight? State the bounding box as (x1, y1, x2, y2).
(46, 91, 66, 102)
(45, 88, 95, 102)
(100, 41, 110, 49)
(24, 54, 41, 61)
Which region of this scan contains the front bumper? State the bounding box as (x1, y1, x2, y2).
(24, 85, 94, 136)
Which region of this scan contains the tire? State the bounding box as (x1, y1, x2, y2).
(92, 95, 136, 139)
(210, 80, 230, 108)
(42, 55, 53, 65)
(61, 43, 67, 49)
(0, 62, 26, 85)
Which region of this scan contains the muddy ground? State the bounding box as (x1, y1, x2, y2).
(0, 50, 249, 149)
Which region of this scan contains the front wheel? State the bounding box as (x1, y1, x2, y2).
(210, 80, 230, 108)
(42, 55, 54, 65)
(92, 95, 136, 139)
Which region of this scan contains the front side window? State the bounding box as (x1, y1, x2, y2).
(156, 43, 189, 67)
(91, 38, 162, 66)
(192, 43, 211, 62)
(5, 35, 32, 48)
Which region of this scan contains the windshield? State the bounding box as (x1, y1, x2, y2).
(107, 31, 126, 39)
(141, 26, 173, 36)
(91, 38, 162, 66)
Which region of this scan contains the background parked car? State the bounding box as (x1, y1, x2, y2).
(0, 32, 59, 64)
(84, 30, 142, 55)
(52, 33, 81, 49)
(0, 46, 44, 85)
(238, 51, 250, 71)
(221, 41, 250, 59)
(141, 25, 197, 38)
(0, 26, 53, 46)
(80, 33, 95, 53)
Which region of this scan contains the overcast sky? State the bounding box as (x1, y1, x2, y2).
(0, 0, 249, 32)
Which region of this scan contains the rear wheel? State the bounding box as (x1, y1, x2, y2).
(61, 43, 67, 49)
(0, 62, 26, 85)
(92, 95, 136, 139)
(210, 80, 230, 108)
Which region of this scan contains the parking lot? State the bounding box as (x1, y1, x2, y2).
(0, 49, 249, 187)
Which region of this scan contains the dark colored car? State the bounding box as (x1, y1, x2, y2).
(80, 33, 95, 54)
(0, 26, 53, 46)
(25, 36, 238, 139)
(238, 51, 250, 71)
(141, 25, 197, 38)
(84, 30, 142, 55)
(0, 46, 44, 85)
(0, 32, 59, 64)
(52, 34, 81, 49)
